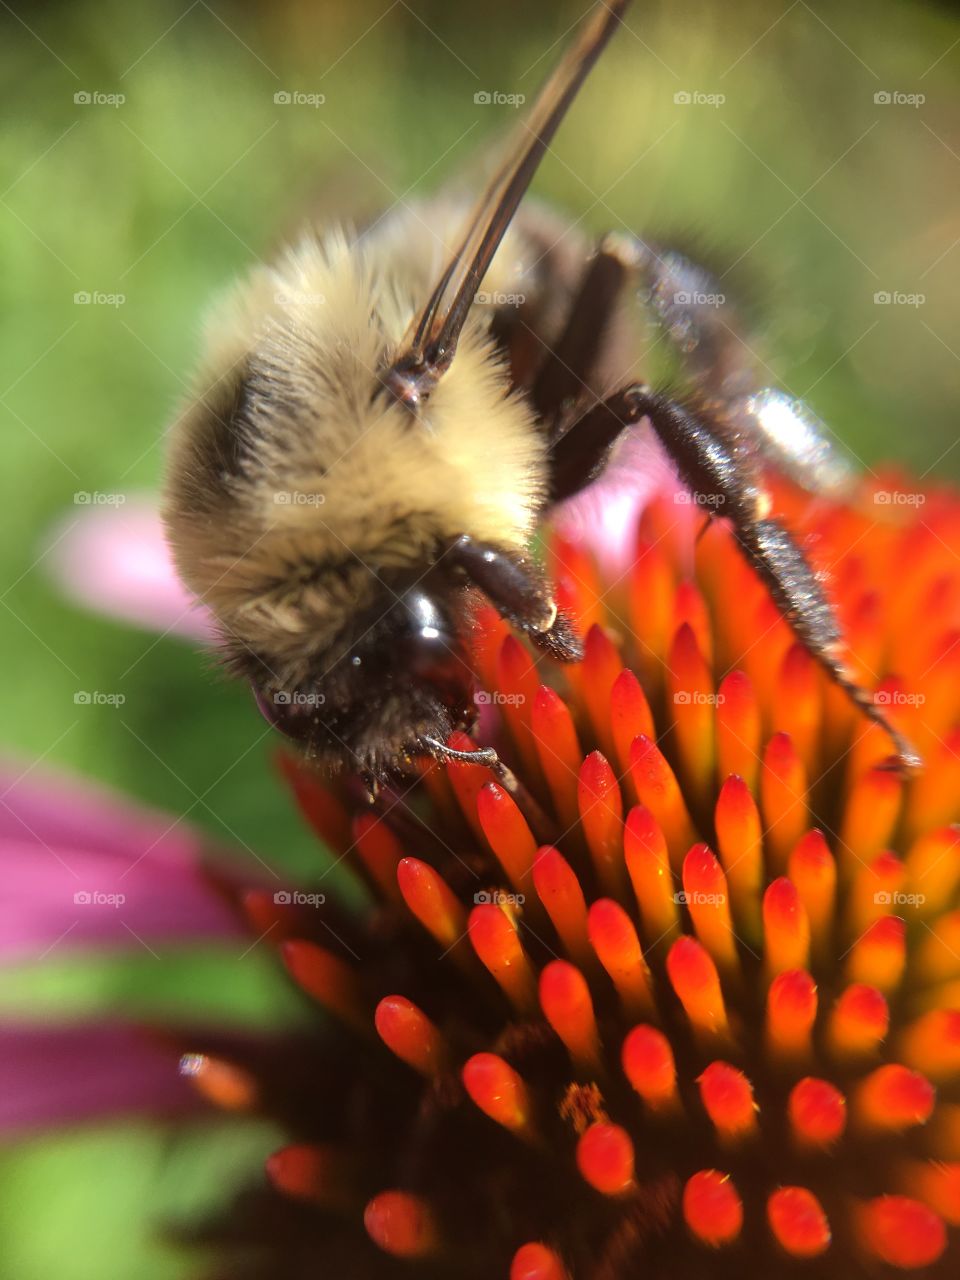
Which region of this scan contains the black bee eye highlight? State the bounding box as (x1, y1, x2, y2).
(398, 590, 466, 694)
(252, 685, 322, 744)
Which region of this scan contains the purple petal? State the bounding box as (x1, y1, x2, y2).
(0, 761, 246, 960)
(44, 496, 215, 641)
(0, 1024, 198, 1134)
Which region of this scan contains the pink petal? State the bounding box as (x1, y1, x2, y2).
(0, 761, 246, 959)
(44, 496, 215, 641)
(0, 1024, 197, 1133)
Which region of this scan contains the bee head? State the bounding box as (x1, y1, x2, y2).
(251, 568, 478, 775)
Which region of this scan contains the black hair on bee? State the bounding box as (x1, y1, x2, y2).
(163, 0, 919, 781)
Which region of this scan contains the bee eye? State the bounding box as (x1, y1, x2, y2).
(400, 590, 466, 693)
(252, 686, 321, 744)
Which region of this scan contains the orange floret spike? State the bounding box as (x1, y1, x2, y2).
(578, 751, 625, 898)
(375, 996, 447, 1076)
(855, 1195, 946, 1269)
(628, 538, 676, 693)
(497, 636, 546, 786)
(714, 774, 763, 944)
(476, 781, 539, 897)
(610, 668, 654, 790)
(623, 805, 681, 949)
(533, 845, 591, 968)
(788, 1077, 847, 1149)
(681, 843, 738, 977)
(787, 830, 837, 964)
(666, 936, 730, 1045)
(766, 969, 817, 1062)
(539, 960, 602, 1074)
(628, 735, 697, 866)
(576, 1122, 635, 1196)
(846, 916, 907, 992)
(761, 733, 809, 874)
(531, 685, 583, 834)
(840, 767, 903, 866)
(462, 1053, 533, 1138)
(364, 1190, 437, 1258)
(281, 941, 369, 1034)
(767, 1186, 831, 1258)
(904, 826, 960, 917)
(716, 670, 761, 794)
(397, 857, 467, 951)
(697, 1061, 758, 1142)
(468, 904, 536, 1012)
(510, 1242, 570, 1280)
(763, 878, 811, 977)
(827, 983, 890, 1059)
(682, 1170, 743, 1247)
(773, 644, 822, 777)
(621, 1024, 679, 1113)
(854, 1064, 936, 1134)
(587, 898, 654, 1016)
(581, 624, 623, 762)
(667, 622, 717, 813)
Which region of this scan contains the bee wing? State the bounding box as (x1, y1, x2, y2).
(733, 389, 858, 498)
(397, 0, 629, 376)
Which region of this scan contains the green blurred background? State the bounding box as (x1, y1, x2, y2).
(1, 0, 959, 1274)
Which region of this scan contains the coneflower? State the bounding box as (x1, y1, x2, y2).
(183, 477, 960, 1278)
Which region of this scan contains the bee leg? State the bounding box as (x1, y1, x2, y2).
(552, 384, 921, 771)
(447, 535, 583, 661)
(531, 241, 630, 426)
(612, 236, 856, 496)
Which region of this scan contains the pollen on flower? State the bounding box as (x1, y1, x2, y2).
(186, 488, 960, 1277)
